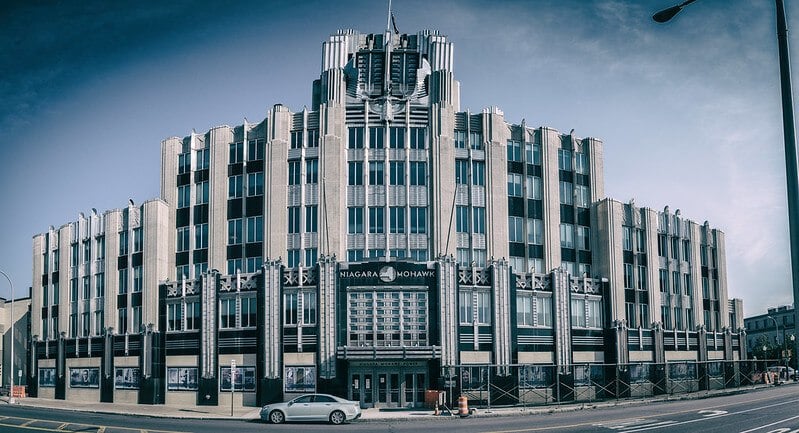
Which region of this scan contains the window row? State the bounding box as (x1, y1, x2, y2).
(348, 127, 426, 149)
(347, 161, 427, 186)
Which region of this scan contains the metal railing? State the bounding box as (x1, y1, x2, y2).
(440, 359, 786, 409)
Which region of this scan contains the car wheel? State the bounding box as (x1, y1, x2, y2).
(329, 410, 346, 425)
(269, 410, 285, 424)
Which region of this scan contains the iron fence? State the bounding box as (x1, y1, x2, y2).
(438, 359, 787, 409)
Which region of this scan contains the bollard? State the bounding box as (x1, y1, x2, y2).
(458, 395, 469, 417)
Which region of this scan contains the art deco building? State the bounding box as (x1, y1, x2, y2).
(29, 28, 744, 408)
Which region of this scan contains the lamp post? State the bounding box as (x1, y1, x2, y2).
(654, 0, 799, 379)
(767, 315, 782, 359)
(0, 270, 15, 404)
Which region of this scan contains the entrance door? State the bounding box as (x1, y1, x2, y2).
(349, 365, 427, 408)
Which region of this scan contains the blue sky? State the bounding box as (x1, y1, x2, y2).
(0, 0, 792, 316)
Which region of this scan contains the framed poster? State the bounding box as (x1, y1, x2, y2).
(115, 367, 140, 390)
(220, 366, 256, 391)
(284, 366, 316, 392)
(69, 367, 99, 388)
(38, 368, 55, 388)
(167, 367, 198, 391)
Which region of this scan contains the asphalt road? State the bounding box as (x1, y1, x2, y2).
(0, 385, 797, 433)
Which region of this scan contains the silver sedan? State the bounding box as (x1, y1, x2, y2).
(260, 393, 362, 425)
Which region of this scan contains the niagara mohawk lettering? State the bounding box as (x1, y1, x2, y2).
(339, 270, 434, 278)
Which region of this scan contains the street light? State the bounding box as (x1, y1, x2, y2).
(654, 0, 799, 377)
(0, 270, 15, 404)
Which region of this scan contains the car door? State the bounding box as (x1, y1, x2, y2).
(311, 394, 337, 420)
(285, 395, 314, 421)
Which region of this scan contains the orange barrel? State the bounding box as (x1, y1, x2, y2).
(458, 395, 469, 417)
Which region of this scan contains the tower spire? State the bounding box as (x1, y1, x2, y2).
(386, 0, 392, 34)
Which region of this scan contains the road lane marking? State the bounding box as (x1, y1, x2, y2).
(57, 422, 68, 430)
(481, 395, 799, 433)
(698, 410, 728, 417)
(739, 414, 799, 433)
(0, 416, 187, 433)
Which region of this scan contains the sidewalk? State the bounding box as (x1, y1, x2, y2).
(0, 382, 790, 423)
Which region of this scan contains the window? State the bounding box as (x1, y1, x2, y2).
(194, 223, 208, 249)
(118, 269, 128, 295)
(71, 243, 79, 267)
(658, 234, 666, 257)
(457, 207, 470, 233)
(410, 127, 425, 149)
(227, 219, 242, 245)
(571, 298, 586, 327)
(527, 219, 544, 244)
(674, 307, 683, 330)
(288, 207, 301, 234)
(132, 265, 142, 293)
(227, 258, 242, 275)
(167, 303, 182, 331)
(527, 142, 542, 165)
(178, 152, 191, 174)
(247, 173, 263, 196)
(459, 291, 472, 324)
(81, 311, 90, 337)
(683, 240, 691, 262)
(284, 292, 298, 325)
(118, 307, 128, 334)
(307, 130, 319, 148)
(193, 262, 207, 277)
(575, 152, 588, 174)
(369, 161, 385, 185)
(194, 181, 208, 204)
(241, 297, 257, 328)
(247, 257, 262, 273)
(369, 127, 385, 149)
(454, 130, 467, 148)
(626, 302, 637, 327)
(347, 249, 364, 261)
(671, 237, 679, 260)
(248, 139, 264, 160)
(662, 306, 671, 329)
(472, 207, 486, 234)
(229, 142, 244, 163)
(195, 148, 209, 170)
(575, 185, 589, 207)
(94, 273, 104, 298)
(348, 207, 364, 233)
(622, 227, 633, 251)
(473, 249, 486, 267)
(526, 176, 542, 200)
(517, 294, 533, 326)
(702, 277, 709, 298)
(83, 240, 91, 262)
(305, 159, 318, 184)
(410, 207, 426, 234)
(469, 132, 483, 150)
(369, 207, 385, 233)
(389, 161, 405, 185)
(348, 127, 364, 148)
(185, 302, 200, 330)
(455, 160, 469, 184)
(348, 162, 363, 185)
(410, 161, 426, 185)
(220, 298, 236, 328)
(537, 296, 552, 326)
(635, 229, 646, 253)
(369, 249, 385, 258)
(559, 181, 573, 205)
(228, 175, 243, 198)
(558, 148, 572, 171)
(684, 274, 692, 296)
(587, 299, 602, 328)
(507, 140, 522, 161)
(623, 264, 634, 289)
(560, 224, 574, 248)
(410, 249, 428, 261)
(288, 161, 301, 185)
(82, 276, 90, 300)
(389, 207, 405, 233)
(94, 310, 103, 336)
(302, 291, 317, 325)
(572, 226, 589, 250)
(132, 306, 142, 333)
(672, 271, 681, 294)
(290, 131, 303, 149)
(389, 127, 404, 148)
(305, 206, 317, 233)
(508, 173, 523, 197)
(247, 216, 263, 242)
(95, 237, 104, 260)
(637, 265, 647, 290)
(659, 269, 668, 292)
(508, 216, 524, 242)
(457, 248, 470, 267)
(466, 161, 485, 186)
(132, 228, 142, 253)
(287, 250, 300, 268)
